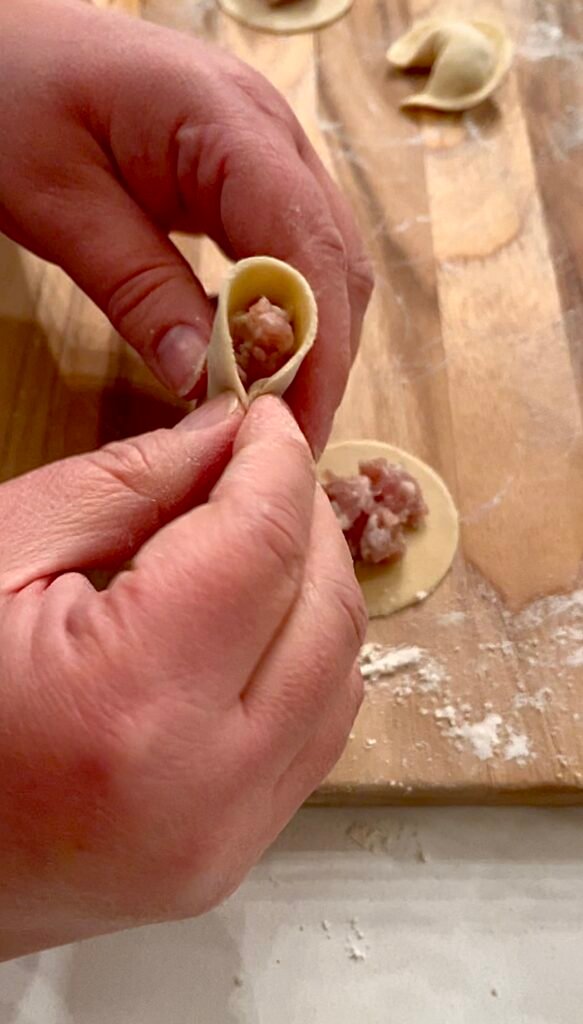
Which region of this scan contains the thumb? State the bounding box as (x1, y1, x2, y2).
(41, 169, 215, 398)
(0, 393, 242, 593)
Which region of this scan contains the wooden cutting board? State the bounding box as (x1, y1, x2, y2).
(1, 0, 582, 803)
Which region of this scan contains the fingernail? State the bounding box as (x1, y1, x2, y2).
(176, 392, 242, 432)
(155, 326, 208, 397)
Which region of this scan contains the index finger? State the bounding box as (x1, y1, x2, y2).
(109, 396, 317, 703)
(198, 131, 356, 454)
(295, 132, 374, 359)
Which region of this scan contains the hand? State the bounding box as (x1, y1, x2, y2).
(0, 0, 373, 454)
(0, 396, 365, 960)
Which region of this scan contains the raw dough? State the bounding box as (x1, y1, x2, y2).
(319, 441, 458, 618)
(387, 19, 512, 112)
(207, 256, 317, 407)
(217, 0, 353, 35)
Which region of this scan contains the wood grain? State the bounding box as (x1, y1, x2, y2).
(1, 0, 582, 803)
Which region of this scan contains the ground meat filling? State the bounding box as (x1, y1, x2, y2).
(229, 297, 295, 387)
(323, 458, 428, 564)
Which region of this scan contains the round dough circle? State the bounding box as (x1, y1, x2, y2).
(318, 441, 459, 619)
(217, 0, 353, 35)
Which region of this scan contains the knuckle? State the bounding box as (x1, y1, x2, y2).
(307, 741, 343, 790)
(277, 432, 314, 475)
(323, 668, 365, 768)
(317, 714, 354, 779)
(233, 65, 294, 127)
(330, 574, 368, 651)
(327, 725, 352, 771)
(105, 261, 185, 339)
(250, 494, 305, 582)
(235, 435, 314, 582)
(348, 250, 375, 301)
(310, 225, 348, 273)
(98, 437, 153, 482)
(349, 663, 365, 715)
(91, 434, 165, 505)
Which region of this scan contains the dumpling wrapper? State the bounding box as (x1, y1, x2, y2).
(387, 19, 512, 112)
(207, 256, 317, 407)
(217, 0, 352, 36)
(319, 441, 459, 618)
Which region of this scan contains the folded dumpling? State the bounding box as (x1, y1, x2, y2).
(387, 18, 512, 112)
(207, 256, 318, 407)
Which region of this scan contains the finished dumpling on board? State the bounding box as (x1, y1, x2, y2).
(387, 18, 512, 112)
(218, 0, 353, 35)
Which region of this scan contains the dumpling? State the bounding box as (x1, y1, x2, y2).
(206, 257, 317, 407)
(217, 0, 353, 35)
(387, 18, 512, 112)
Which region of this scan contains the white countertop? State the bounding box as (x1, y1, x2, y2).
(3, 807, 583, 1023)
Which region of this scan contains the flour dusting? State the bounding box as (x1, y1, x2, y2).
(518, 21, 583, 62)
(446, 712, 503, 761)
(566, 648, 583, 668)
(347, 821, 428, 864)
(359, 644, 448, 695)
(359, 643, 424, 680)
(439, 610, 467, 626)
(346, 941, 366, 962)
(347, 823, 393, 855)
(504, 731, 532, 763)
(356, 577, 581, 779)
(549, 107, 583, 160)
(513, 687, 553, 712)
(508, 588, 583, 632)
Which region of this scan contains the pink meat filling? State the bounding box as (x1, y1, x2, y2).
(230, 297, 295, 387)
(323, 458, 428, 564)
